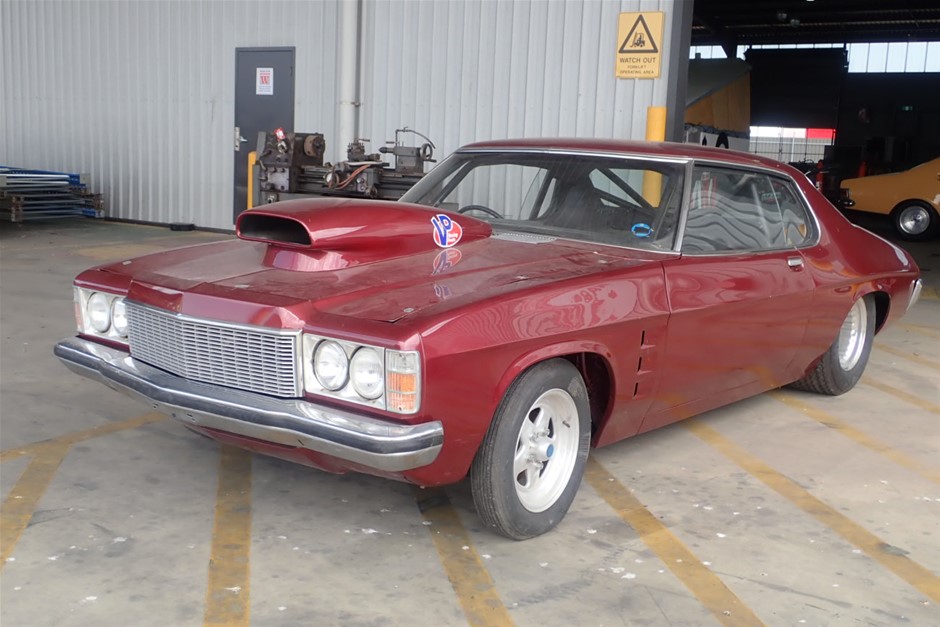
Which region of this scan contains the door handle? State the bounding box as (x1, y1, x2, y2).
(787, 256, 804, 269)
(234, 127, 248, 151)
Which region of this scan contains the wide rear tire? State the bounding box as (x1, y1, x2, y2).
(470, 359, 591, 540)
(790, 295, 875, 396)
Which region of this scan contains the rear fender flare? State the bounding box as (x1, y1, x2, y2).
(853, 283, 892, 333)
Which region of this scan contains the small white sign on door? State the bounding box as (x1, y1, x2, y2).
(256, 67, 274, 95)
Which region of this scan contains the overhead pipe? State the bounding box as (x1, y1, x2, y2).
(338, 0, 362, 162)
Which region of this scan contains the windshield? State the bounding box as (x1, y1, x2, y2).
(400, 151, 686, 250)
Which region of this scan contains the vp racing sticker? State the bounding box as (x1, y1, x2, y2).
(431, 214, 463, 248)
(432, 247, 462, 274)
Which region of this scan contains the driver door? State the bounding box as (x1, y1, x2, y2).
(642, 165, 816, 432)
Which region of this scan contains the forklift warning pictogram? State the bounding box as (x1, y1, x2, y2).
(619, 14, 658, 54)
(615, 11, 664, 79)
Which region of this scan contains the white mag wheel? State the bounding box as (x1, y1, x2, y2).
(837, 297, 867, 371)
(790, 294, 875, 396)
(470, 358, 591, 539)
(513, 388, 581, 513)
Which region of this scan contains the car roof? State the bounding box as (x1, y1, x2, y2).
(460, 138, 793, 174)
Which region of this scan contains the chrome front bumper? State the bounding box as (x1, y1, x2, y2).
(54, 337, 443, 472)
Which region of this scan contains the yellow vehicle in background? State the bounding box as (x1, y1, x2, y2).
(840, 157, 940, 241)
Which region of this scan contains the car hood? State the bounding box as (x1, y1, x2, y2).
(95, 199, 666, 325)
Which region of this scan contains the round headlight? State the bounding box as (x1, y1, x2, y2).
(87, 292, 111, 333)
(111, 299, 128, 337)
(350, 348, 384, 400)
(314, 341, 348, 391)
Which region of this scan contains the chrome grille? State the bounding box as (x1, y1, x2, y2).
(126, 302, 301, 398)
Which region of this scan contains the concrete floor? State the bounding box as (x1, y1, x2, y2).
(1, 216, 938, 627)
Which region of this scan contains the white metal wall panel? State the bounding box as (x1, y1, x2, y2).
(0, 0, 342, 229)
(359, 0, 676, 161)
(1, 0, 681, 229)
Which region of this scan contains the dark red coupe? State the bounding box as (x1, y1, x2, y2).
(56, 139, 923, 539)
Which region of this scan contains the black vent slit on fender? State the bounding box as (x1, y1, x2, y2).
(238, 214, 311, 246)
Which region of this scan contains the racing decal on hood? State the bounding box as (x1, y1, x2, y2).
(431, 214, 463, 248)
(432, 248, 462, 274)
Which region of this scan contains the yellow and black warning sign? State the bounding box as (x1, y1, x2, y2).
(616, 12, 664, 79)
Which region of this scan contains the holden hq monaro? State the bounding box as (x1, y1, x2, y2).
(56, 139, 923, 539)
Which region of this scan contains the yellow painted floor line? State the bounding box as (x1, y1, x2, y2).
(0, 443, 70, 568)
(204, 446, 253, 627)
(685, 420, 940, 603)
(0, 413, 166, 463)
(898, 324, 940, 341)
(861, 377, 940, 416)
(415, 489, 514, 627)
(770, 391, 940, 485)
(920, 286, 939, 302)
(585, 459, 765, 627)
(875, 342, 940, 371)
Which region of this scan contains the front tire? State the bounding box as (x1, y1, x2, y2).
(471, 359, 591, 540)
(892, 201, 939, 241)
(790, 295, 875, 395)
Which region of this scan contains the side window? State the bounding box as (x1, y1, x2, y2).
(768, 178, 814, 247)
(682, 167, 789, 253)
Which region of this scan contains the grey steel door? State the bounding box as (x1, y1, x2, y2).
(233, 48, 295, 222)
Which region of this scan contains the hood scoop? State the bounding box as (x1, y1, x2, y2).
(238, 212, 313, 246)
(236, 198, 492, 271)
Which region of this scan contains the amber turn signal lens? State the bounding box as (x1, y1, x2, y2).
(387, 372, 417, 393)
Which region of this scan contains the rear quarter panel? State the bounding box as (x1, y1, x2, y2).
(792, 178, 920, 372)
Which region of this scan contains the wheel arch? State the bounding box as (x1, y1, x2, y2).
(850, 286, 890, 334)
(493, 343, 615, 439)
(869, 290, 890, 334)
(560, 352, 614, 438)
(891, 197, 939, 214)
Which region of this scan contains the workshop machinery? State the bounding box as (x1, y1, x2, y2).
(252, 128, 434, 206)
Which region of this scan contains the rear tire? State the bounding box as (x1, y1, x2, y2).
(892, 201, 939, 241)
(470, 359, 591, 540)
(790, 295, 875, 396)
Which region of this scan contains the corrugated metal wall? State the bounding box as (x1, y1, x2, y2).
(0, 0, 342, 229)
(1, 0, 681, 230)
(360, 0, 676, 159)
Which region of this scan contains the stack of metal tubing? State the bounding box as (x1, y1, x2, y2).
(0, 167, 103, 222)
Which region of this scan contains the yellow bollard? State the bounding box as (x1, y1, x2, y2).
(642, 106, 667, 206)
(247, 151, 257, 210)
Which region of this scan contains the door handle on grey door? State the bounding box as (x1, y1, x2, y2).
(234, 127, 248, 151)
(787, 256, 804, 269)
